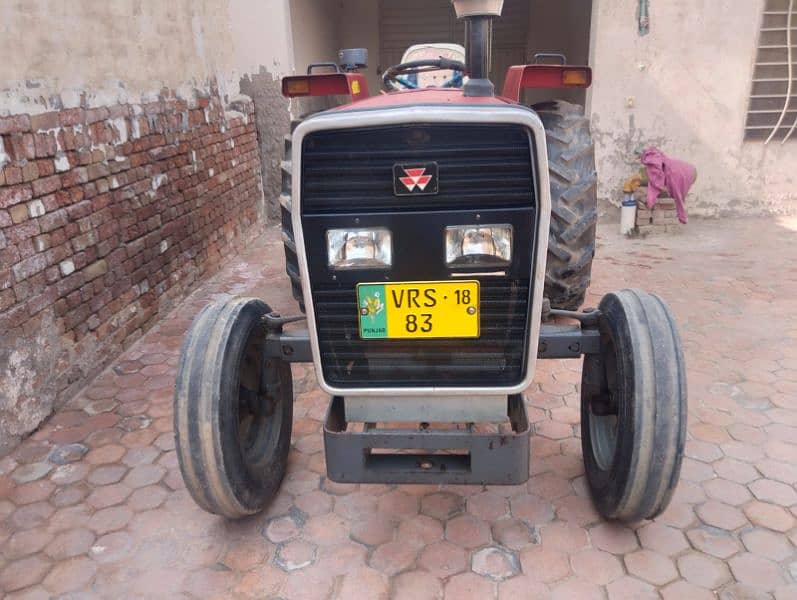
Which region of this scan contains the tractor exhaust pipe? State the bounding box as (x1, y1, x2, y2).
(452, 0, 504, 97)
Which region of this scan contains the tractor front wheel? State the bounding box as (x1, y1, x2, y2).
(580, 289, 687, 522)
(174, 297, 293, 519)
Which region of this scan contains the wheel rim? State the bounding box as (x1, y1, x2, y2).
(237, 330, 282, 468)
(589, 331, 620, 471)
(589, 410, 618, 471)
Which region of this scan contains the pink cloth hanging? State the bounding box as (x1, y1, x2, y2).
(641, 147, 697, 224)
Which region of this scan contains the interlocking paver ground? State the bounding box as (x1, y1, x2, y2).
(2, 218, 797, 598)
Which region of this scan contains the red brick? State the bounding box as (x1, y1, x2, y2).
(21, 160, 40, 182)
(34, 132, 57, 158)
(108, 104, 130, 119)
(5, 165, 22, 184)
(7, 219, 41, 243)
(85, 106, 110, 123)
(0, 114, 31, 134)
(37, 158, 55, 176)
(0, 183, 33, 208)
(12, 254, 47, 281)
(39, 208, 69, 232)
(87, 162, 110, 181)
(69, 186, 85, 204)
(59, 108, 86, 127)
(9, 203, 28, 223)
(30, 111, 60, 131)
(0, 302, 27, 331)
(32, 174, 62, 197)
(22, 134, 36, 159)
(27, 287, 57, 316)
(0, 288, 15, 311)
(7, 133, 36, 160)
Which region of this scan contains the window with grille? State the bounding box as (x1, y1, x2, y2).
(745, 0, 797, 142)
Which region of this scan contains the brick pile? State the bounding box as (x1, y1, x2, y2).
(0, 86, 263, 441)
(634, 188, 680, 234)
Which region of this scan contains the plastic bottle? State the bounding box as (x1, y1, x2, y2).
(621, 193, 637, 234)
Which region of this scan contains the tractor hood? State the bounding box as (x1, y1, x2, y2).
(329, 88, 516, 112)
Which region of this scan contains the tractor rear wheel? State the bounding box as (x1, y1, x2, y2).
(580, 289, 687, 522)
(534, 100, 598, 310)
(174, 297, 293, 519)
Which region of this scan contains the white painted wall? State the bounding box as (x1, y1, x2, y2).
(228, 0, 295, 79)
(0, 0, 294, 113)
(342, 0, 382, 95)
(589, 0, 797, 216)
(290, 0, 344, 74)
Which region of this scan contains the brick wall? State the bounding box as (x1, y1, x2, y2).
(634, 190, 682, 235)
(0, 86, 264, 451)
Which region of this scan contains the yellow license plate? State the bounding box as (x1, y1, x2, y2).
(357, 281, 480, 339)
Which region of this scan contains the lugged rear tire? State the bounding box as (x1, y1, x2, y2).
(581, 289, 687, 522)
(174, 297, 293, 519)
(534, 100, 598, 310)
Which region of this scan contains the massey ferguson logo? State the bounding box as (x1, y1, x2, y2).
(399, 167, 432, 191)
(393, 163, 438, 196)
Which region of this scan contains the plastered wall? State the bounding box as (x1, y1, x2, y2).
(0, 0, 294, 113)
(290, 0, 344, 76)
(589, 0, 797, 215)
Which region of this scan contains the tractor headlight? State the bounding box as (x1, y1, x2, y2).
(445, 224, 512, 268)
(326, 228, 392, 270)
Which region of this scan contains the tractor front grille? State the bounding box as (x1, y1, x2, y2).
(301, 123, 533, 214)
(299, 122, 537, 389)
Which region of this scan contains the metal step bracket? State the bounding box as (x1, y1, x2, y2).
(323, 394, 530, 485)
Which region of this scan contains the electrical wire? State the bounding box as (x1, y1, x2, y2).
(766, 0, 794, 144)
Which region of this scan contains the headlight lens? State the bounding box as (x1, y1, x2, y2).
(327, 228, 392, 270)
(445, 224, 512, 268)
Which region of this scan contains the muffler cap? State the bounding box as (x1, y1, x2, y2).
(451, 0, 504, 18)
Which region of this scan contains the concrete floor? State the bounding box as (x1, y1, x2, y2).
(1, 218, 796, 599)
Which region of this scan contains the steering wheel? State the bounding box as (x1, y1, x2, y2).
(382, 58, 466, 91)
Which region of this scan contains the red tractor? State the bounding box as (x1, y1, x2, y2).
(174, 0, 687, 523)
